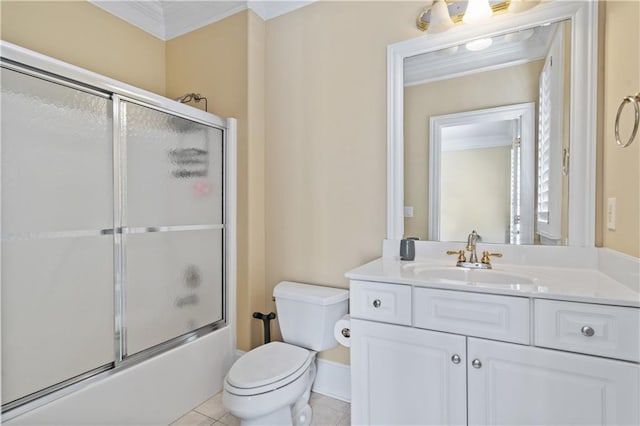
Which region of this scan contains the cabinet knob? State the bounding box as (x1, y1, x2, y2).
(451, 354, 461, 364)
(581, 325, 595, 337)
(472, 359, 482, 369)
(372, 299, 382, 308)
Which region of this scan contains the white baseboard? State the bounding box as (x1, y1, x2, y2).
(312, 358, 350, 403)
(234, 349, 350, 402)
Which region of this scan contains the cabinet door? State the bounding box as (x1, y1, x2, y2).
(468, 338, 640, 425)
(351, 319, 466, 425)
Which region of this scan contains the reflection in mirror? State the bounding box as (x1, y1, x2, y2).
(430, 103, 535, 244)
(403, 20, 571, 245)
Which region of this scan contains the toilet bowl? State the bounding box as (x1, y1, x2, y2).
(223, 342, 316, 425)
(222, 282, 349, 426)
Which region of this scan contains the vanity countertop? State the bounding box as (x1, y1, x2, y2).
(345, 257, 640, 308)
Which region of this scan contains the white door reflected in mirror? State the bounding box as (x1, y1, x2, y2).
(428, 103, 535, 244)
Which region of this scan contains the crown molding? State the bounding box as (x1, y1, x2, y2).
(91, 1, 166, 39)
(248, 0, 317, 21)
(89, 0, 318, 41)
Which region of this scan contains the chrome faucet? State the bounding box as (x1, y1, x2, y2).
(446, 230, 503, 269)
(466, 230, 480, 264)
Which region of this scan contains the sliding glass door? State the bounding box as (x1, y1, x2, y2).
(1, 64, 227, 410)
(1, 67, 115, 405)
(120, 100, 224, 356)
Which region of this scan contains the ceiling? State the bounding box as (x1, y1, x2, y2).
(90, 0, 317, 41)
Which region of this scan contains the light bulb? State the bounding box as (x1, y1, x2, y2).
(463, 0, 493, 24)
(427, 0, 454, 34)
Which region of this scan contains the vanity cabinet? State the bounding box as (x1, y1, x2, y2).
(467, 337, 639, 426)
(349, 280, 640, 426)
(350, 319, 466, 425)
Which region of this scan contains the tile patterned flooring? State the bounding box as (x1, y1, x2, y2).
(170, 391, 350, 426)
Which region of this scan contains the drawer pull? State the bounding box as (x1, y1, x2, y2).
(472, 359, 482, 369)
(581, 325, 595, 337)
(451, 354, 461, 364)
(372, 299, 382, 308)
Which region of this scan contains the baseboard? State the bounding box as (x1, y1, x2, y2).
(234, 349, 350, 402)
(312, 358, 351, 403)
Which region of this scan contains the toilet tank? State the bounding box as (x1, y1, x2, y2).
(274, 281, 349, 352)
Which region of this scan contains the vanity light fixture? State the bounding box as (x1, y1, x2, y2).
(427, 0, 455, 34)
(462, 0, 493, 24)
(508, 0, 540, 14)
(417, 0, 538, 32)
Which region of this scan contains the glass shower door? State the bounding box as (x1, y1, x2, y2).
(1, 67, 115, 405)
(119, 100, 224, 356)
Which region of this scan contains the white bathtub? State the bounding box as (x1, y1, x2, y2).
(4, 327, 234, 425)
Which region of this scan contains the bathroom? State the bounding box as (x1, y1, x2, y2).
(1, 0, 638, 425)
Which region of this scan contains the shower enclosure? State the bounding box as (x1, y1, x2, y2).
(1, 42, 236, 419)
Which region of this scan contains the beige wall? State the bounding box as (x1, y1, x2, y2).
(166, 10, 267, 351)
(441, 146, 512, 243)
(0, 1, 166, 95)
(264, 1, 421, 364)
(404, 61, 544, 240)
(601, 0, 640, 257)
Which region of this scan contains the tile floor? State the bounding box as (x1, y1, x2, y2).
(170, 391, 350, 426)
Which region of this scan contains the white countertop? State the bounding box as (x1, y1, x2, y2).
(346, 257, 640, 308)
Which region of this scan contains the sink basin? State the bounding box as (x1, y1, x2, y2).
(409, 266, 535, 286)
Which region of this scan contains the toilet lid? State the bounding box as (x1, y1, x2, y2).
(227, 342, 311, 390)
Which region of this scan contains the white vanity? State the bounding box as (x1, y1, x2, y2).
(358, 1, 640, 423)
(346, 244, 640, 425)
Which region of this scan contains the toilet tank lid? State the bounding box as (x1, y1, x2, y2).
(274, 281, 349, 305)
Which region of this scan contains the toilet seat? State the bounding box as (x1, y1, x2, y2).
(225, 342, 314, 396)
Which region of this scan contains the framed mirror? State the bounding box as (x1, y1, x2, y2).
(387, 1, 597, 246)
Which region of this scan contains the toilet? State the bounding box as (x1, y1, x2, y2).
(222, 281, 349, 426)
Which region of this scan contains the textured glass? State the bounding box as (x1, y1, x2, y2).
(124, 101, 223, 227)
(1, 69, 114, 405)
(1, 68, 113, 235)
(125, 229, 223, 355)
(1, 236, 114, 404)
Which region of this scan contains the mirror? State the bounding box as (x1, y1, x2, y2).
(387, 1, 597, 246)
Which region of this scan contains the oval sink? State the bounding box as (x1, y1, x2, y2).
(410, 266, 534, 285)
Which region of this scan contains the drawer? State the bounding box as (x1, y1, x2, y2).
(534, 299, 640, 362)
(350, 280, 412, 325)
(414, 288, 530, 344)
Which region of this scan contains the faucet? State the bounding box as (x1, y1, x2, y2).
(466, 230, 480, 263)
(446, 230, 502, 269)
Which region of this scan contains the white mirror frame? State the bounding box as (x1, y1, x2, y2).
(387, 1, 597, 246)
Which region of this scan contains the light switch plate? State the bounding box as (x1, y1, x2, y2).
(404, 206, 414, 218)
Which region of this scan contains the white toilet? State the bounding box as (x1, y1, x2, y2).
(222, 281, 349, 426)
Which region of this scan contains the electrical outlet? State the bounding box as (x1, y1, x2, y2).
(607, 198, 616, 230)
(404, 206, 414, 218)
